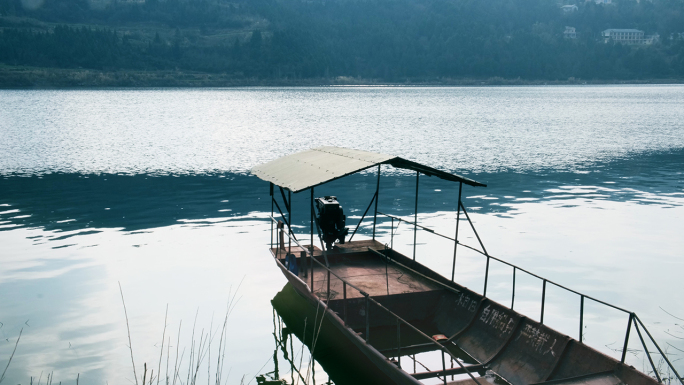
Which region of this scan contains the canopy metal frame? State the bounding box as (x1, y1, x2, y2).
(263, 147, 481, 284)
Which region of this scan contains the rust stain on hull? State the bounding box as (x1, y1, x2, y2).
(272, 240, 660, 385)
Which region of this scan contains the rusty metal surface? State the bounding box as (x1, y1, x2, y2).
(534, 371, 623, 385)
(251, 146, 485, 193)
(272, 240, 442, 300)
(488, 319, 570, 385)
(549, 342, 618, 381)
(272, 240, 662, 385)
(446, 378, 487, 385)
(432, 288, 483, 340)
(272, 282, 423, 385)
(311, 252, 440, 300)
(455, 299, 523, 365)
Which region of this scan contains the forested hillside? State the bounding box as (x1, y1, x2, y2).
(1, 0, 683, 85)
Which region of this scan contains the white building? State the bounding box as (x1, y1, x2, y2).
(602, 29, 644, 44)
(561, 4, 578, 13)
(594, 0, 612, 4)
(564, 26, 577, 39)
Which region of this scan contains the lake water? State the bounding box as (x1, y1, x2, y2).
(0, 86, 683, 384)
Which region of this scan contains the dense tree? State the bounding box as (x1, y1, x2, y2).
(0, 0, 683, 81)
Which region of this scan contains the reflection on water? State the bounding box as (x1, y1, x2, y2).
(1, 149, 682, 234)
(0, 148, 682, 383)
(0, 173, 264, 232)
(270, 283, 480, 385)
(268, 284, 339, 385)
(1, 85, 683, 383)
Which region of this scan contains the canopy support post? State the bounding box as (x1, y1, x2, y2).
(277, 186, 297, 246)
(349, 190, 377, 242)
(270, 183, 274, 250)
(451, 182, 463, 281)
(460, 201, 488, 256)
(413, 171, 419, 261)
(310, 188, 314, 253)
(373, 165, 381, 240)
(311, 188, 315, 289)
(288, 190, 292, 253)
(272, 198, 295, 239)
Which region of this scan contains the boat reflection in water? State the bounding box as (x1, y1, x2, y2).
(270, 282, 360, 385)
(271, 282, 488, 385)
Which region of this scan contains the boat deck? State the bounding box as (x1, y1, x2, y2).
(271, 239, 660, 385)
(271, 239, 441, 300)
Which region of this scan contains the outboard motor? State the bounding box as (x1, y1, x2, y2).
(315, 196, 349, 250)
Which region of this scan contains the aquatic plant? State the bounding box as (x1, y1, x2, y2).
(118, 280, 242, 385)
(0, 328, 22, 384)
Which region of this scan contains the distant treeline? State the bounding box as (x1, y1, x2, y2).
(1, 0, 684, 82)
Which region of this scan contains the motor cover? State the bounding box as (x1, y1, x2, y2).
(315, 196, 348, 250)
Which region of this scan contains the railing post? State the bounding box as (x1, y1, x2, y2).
(579, 295, 584, 343)
(288, 190, 292, 253)
(310, 188, 315, 290)
(391, 217, 394, 249)
(451, 357, 454, 382)
(365, 294, 370, 343)
(327, 270, 331, 302)
(451, 182, 463, 282)
(442, 350, 447, 385)
(634, 314, 683, 383)
(483, 255, 490, 297)
(270, 183, 274, 249)
(621, 313, 634, 363)
(343, 282, 348, 325)
(413, 171, 419, 261)
(511, 267, 516, 309)
(310, 188, 314, 253)
(300, 250, 307, 278)
(633, 317, 661, 382)
(310, 254, 314, 289)
(541, 279, 547, 324)
(396, 318, 401, 366)
(373, 165, 381, 240)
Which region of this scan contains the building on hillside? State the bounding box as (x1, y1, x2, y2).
(564, 26, 577, 39)
(602, 29, 644, 44)
(561, 4, 578, 13)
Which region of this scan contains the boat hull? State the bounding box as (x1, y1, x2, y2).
(271, 242, 660, 385)
(274, 257, 423, 385)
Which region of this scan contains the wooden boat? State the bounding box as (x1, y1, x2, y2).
(252, 147, 678, 385)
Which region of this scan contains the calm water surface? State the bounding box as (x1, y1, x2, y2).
(0, 86, 683, 384)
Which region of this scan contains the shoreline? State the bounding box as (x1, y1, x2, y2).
(1, 66, 683, 88)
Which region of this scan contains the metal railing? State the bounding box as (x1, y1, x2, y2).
(269, 215, 483, 385)
(375, 212, 683, 385)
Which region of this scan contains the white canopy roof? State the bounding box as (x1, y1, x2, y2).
(251, 146, 485, 193)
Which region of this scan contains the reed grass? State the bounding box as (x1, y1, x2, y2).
(0, 328, 22, 384)
(0, 280, 244, 385)
(116, 281, 242, 385)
